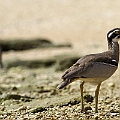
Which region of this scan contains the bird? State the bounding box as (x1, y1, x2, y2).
(57, 28, 120, 113)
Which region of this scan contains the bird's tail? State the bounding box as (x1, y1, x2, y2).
(57, 79, 71, 89)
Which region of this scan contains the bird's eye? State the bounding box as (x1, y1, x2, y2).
(115, 31, 119, 34)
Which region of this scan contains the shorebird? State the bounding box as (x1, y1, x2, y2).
(57, 28, 120, 113)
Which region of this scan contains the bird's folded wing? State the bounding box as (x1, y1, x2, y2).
(61, 53, 118, 80)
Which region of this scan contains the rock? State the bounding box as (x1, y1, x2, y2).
(55, 55, 80, 71)
(84, 94, 94, 103)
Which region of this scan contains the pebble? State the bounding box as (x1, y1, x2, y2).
(27, 100, 119, 120)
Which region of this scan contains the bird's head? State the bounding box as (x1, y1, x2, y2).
(107, 28, 120, 42)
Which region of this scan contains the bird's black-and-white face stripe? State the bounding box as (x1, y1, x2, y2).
(108, 29, 119, 38)
(107, 28, 120, 42)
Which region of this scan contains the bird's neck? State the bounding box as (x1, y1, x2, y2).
(108, 41, 119, 62)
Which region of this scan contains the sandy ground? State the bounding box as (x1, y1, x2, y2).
(0, 0, 120, 119)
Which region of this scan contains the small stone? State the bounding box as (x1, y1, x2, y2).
(0, 106, 5, 111)
(84, 94, 94, 103)
(111, 113, 119, 116)
(94, 114, 99, 120)
(85, 106, 92, 111)
(16, 106, 27, 112)
(108, 82, 115, 88)
(110, 108, 119, 113)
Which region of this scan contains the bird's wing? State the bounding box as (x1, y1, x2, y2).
(57, 53, 118, 89)
(57, 56, 91, 89)
(61, 55, 93, 79)
(62, 53, 118, 80)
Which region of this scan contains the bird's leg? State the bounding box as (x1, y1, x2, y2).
(95, 83, 101, 113)
(80, 81, 85, 112)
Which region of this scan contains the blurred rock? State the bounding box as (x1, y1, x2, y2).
(55, 54, 80, 71)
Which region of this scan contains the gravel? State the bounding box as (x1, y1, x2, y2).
(0, 97, 119, 120)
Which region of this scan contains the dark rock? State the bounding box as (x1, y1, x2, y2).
(0, 38, 71, 51)
(84, 94, 94, 103)
(0, 38, 53, 51)
(4, 58, 55, 68)
(31, 107, 47, 113)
